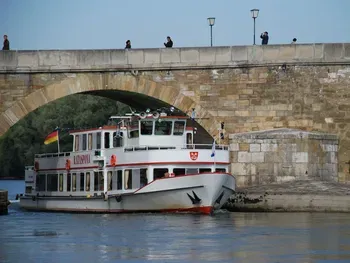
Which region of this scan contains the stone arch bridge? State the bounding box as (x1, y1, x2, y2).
(1, 43, 350, 183)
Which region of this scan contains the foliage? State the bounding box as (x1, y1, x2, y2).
(0, 94, 128, 178)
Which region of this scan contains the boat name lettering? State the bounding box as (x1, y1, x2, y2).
(74, 154, 91, 164)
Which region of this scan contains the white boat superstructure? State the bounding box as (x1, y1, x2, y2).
(20, 110, 236, 214)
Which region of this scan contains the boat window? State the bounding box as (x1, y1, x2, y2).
(154, 168, 168, 180)
(82, 134, 87, 151)
(140, 121, 153, 135)
(113, 132, 123, 147)
(96, 132, 101, 149)
(200, 168, 211, 173)
(67, 173, 71, 191)
(104, 132, 110, 149)
(74, 135, 79, 152)
(140, 168, 148, 187)
(124, 169, 132, 190)
(47, 174, 58, 191)
(72, 173, 77, 192)
(94, 171, 104, 191)
(155, 121, 172, 135)
(59, 174, 63, 192)
(25, 186, 32, 194)
(107, 171, 112, 191)
(129, 120, 140, 138)
(80, 172, 85, 191)
(117, 170, 123, 190)
(186, 133, 193, 145)
(186, 168, 198, 175)
(36, 174, 46, 192)
(216, 168, 226, 173)
(173, 168, 186, 176)
(86, 172, 91, 191)
(129, 130, 139, 138)
(173, 121, 185, 135)
(88, 133, 92, 150)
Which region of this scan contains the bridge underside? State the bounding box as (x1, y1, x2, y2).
(86, 90, 170, 112)
(85, 90, 213, 144)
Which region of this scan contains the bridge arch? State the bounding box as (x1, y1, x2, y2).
(0, 73, 220, 140)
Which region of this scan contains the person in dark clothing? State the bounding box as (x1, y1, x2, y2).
(164, 36, 173, 48)
(2, 35, 9, 50)
(260, 32, 269, 45)
(125, 40, 131, 49)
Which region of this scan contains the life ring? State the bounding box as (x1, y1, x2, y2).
(110, 154, 117, 166)
(65, 159, 71, 171)
(34, 161, 39, 171)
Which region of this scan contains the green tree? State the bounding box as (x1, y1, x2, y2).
(0, 94, 128, 178)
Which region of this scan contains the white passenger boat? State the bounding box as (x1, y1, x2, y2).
(19, 109, 235, 215)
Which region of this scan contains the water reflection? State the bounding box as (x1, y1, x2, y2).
(1, 184, 350, 262)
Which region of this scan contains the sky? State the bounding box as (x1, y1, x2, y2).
(1, 0, 350, 50)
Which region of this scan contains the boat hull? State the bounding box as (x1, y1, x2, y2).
(19, 173, 235, 215)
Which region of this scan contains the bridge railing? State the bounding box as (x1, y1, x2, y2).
(1, 43, 350, 73)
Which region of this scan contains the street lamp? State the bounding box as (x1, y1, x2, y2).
(250, 9, 259, 45)
(207, 17, 215, 47)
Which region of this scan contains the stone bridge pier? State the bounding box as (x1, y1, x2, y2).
(1, 43, 350, 186)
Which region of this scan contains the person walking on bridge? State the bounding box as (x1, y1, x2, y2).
(125, 40, 131, 49)
(260, 32, 269, 45)
(164, 36, 173, 48)
(2, 35, 9, 50)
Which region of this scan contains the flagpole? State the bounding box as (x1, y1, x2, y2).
(214, 141, 216, 171)
(57, 128, 60, 153)
(212, 138, 216, 172)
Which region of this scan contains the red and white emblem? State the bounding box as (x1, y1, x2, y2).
(189, 152, 199, 161)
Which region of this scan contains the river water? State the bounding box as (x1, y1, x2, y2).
(1, 180, 350, 263)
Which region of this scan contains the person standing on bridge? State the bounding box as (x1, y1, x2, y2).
(260, 32, 269, 45)
(164, 36, 173, 48)
(2, 35, 9, 50)
(125, 40, 131, 49)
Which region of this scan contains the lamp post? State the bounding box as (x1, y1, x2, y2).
(207, 17, 215, 47)
(250, 9, 259, 45)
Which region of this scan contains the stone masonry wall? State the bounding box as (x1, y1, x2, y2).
(2, 45, 350, 185)
(142, 65, 350, 183)
(229, 129, 338, 187)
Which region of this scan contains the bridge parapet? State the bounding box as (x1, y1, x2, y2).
(0, 43, 350, 73)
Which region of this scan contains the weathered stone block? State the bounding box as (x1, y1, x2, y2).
(292, 152, 308, 163)
(231, 46, 248, 61)
(251, 152, 264, 163)
(231, 163, 251, 176)
(127, 50, 144, 65)
(160, 49, 180, 63)
(261, 143, 278, 152)
(215, 47, 231, 62)
(144, 50, 161, 64)
(239, 143, 250, 151)
(250, 144, 260, 152)
(238, 152, 252, 163)
(230, 143, 239, 151)
(295, 45, 314, 60)
(324, 43, 344, 62)
(180, 49, 199, 63)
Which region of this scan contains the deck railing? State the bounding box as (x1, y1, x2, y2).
(34, 144, 229, 159)
(124, 144, 229, 152)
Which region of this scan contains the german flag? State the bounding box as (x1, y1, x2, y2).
(44, 130, 58, 145)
